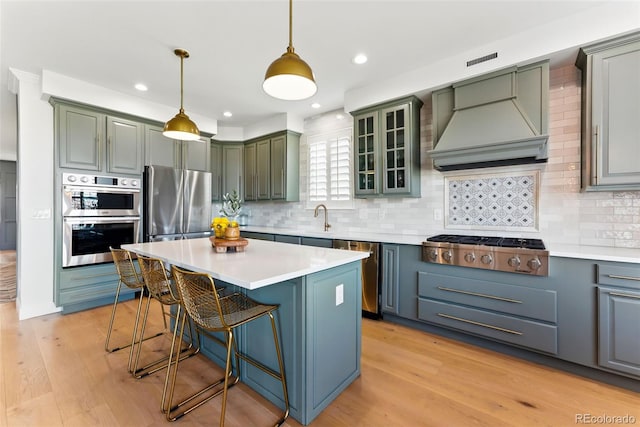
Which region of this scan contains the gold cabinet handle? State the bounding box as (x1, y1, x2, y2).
(608, 291, 640, 300)
(437, 313, 523, 335)
(437, 286, 523, 304)
(607, 274, 640, 282)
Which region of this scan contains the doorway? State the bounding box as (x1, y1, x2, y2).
(0, 161, 17, 250)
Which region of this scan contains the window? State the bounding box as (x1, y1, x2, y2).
(308, 128, 353, 208)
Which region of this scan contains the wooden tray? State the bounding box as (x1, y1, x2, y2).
(210, 237, 249, 253)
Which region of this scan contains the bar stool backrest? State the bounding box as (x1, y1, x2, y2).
(172, 267, 228, 331)
(137, 255, 180, 305)
(110, 247, 144, 290)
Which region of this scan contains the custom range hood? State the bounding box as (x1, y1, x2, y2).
(428, 61, 549, 171)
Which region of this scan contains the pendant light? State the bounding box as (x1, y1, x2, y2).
(163, 49, 200, 141)
(263, 0, 317, 100)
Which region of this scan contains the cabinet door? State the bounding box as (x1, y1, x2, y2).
(210, 143, 222, 201)
(222, 144, 243, 200)
(354, 112, 379, 196)
(381, 244, 400, 315)
(598, 286, 640, 377)
(145, 125, 179, 168)
(381, 104, 410, 194)
(256, 139, 271, 200)
(182, 138, 210, 172)
(58, 104, 103, 171)
(107, 116, 144, 174)
(244, 142, 257, 201)
(270, 135, 286, 199)
(592, 42, 640, 187)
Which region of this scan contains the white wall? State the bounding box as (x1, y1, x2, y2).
(8, 69, 59, 319)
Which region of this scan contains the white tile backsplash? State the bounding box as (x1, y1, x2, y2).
(226, 64, 640, 249)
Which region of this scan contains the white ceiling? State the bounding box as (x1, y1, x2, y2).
(1, 0, 638, 142)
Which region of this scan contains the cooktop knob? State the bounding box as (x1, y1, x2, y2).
(67, 175, 77, 182)
(464, 252, 476, 263)
(508, 256, 521, 268)
(442, 250, 452, 262)
(480, 254, 493, 265)
(121, 179, 128, 186)
(131, 180, 138, 187)
(428, 249, 438, 261)
(80, 176, 89, 183)
(527, 257, 542, 270)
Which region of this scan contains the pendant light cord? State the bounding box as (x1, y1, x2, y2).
(288, 0, 293, 52)
(179, 54, 185, 113)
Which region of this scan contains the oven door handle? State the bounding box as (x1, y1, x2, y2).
(63, 216, 140, 224)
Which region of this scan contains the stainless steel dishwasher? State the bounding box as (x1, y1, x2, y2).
(332, 240, 380, 319)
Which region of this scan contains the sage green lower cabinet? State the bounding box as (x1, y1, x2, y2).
(596, 264, 640, 378)
(241, 231, 275, 241)
(56, 263, 136, 314)
(275, 234, 302, 245)
(196, 261, 362, 425)
(300, 237, 332, 248)
(381, 244, 421, 319)
(382, 247, 639, 386)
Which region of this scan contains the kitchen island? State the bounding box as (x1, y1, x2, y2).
(123, 237, 369, 425)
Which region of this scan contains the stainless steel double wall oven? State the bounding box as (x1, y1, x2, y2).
(62, 173, 141, 267)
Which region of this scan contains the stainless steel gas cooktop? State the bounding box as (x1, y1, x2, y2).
(422, 234, 549, 276)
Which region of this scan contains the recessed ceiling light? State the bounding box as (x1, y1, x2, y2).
(352, 54, 368, 65)
(134, 83, 148, 91)
(311, 103, 321, 109)
(223, 111, 233, 118)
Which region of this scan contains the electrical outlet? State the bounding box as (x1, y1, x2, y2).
(434, 208, 442, 221)
(336, 284, 344, 306)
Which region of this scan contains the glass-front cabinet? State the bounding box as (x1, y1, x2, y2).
(352, 95, 422, 198)
(355, 112, 378, 195)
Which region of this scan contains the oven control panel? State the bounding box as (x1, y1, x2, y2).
(63, 173, 139, 189)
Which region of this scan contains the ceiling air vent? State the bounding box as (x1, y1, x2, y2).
(466, 52, 498, 67)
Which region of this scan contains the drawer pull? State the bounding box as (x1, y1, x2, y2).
(437, 313, 523, 336)
(437, 286, 523, 304)
(609, 291, 640, 300)
(607, 274, 640, 282)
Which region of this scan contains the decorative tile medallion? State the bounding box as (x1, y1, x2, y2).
(445, 171, 539, 231)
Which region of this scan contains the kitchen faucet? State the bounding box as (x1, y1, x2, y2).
(314, 204, 331, 232)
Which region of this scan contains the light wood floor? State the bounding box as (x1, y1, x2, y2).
(1, 296, 638, 427)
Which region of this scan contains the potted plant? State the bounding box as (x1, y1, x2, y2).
(220, 190, 242, 220)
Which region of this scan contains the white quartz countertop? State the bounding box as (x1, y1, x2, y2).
(123, 237, 369, 290)
(240, 226, 640, 264)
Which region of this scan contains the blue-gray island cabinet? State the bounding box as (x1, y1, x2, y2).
(123, 237, 368, 425)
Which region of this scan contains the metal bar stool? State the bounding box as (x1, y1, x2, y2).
(133, 255, 200, 380)
(106, 247, 165, 373)
(167, 265, 289, 426)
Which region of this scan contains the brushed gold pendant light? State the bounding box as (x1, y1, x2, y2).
(263, 0, 317, 100)
(163, 48, 200, 141)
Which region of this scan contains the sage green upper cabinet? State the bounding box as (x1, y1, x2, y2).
(210, 142, 222, 202)
(222, 143, 243, 200)
(58, 104, 103, 171)
(56, 103, 144, 174)
(256, 139, 271, 200)
(270, 132, 300, 201)
(576, 31, 640, 191)
(243, 131, 300, 202)
(144, 124, 210, 172)
(145, 125, 177, 168)
(243, 141, 257, 201)
(351, 96, 422, 198)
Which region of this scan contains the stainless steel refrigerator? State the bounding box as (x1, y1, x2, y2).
(143, 165, 212, 242)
